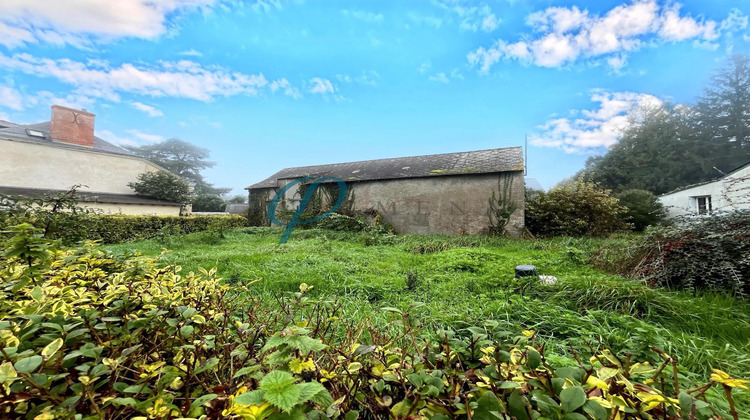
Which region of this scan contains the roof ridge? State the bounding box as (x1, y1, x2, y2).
(277, 146, 522, 172)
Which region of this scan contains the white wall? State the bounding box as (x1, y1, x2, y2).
(0, 138, 162, 194)
(81, 202, 181, 216)
(659, 164, 750, 217)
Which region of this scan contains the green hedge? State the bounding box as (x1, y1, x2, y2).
(88, 214, 247, 243)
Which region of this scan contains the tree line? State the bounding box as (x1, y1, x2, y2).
(577, 54, 749, 195)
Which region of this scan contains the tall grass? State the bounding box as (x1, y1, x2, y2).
(106, 227, 750, 412)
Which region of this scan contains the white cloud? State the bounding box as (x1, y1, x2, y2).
(418, 61, 432, 74)
(0, 111, 9, 121)
(658, 4, 716, 41)
(269, 78, 302, 99)
(179, 49, 203, 57)
(335, 70, 380, 87)
(342, 10, 384, 23)
(308, 78, 335, 94)
(428, 72, 450, 83)
(126, 129, 164, 143)
(408, 13, 443, 29)
(434, 1, 500, 32)
(35, 91, 96, 110)
(0, 85, 24, 110)
(96, 129, 139, 147)
(250, 0, 283, 14)
(530, 91, 662, 153)
(0, 53, 268, 102)
(469, 0, 731, 72)
(0, 0, 219, 48)
(720, 9, 749, 32)
(130, 101, 164, 117)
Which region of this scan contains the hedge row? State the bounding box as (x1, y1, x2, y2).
(87, 214, 247, 243)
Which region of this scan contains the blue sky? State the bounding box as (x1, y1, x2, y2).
(1, 0, 748, 194)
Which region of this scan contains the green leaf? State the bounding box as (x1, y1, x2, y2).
(180, 325, 195, 337)
(190, 393, 218, 409)
(261, 370, 298, 391)
(265, 383, 301, 412)
(474, 391, 504, 419)
(41, 338, 64, 360)
(234, 365, 261, 379)
(583, 400, 608, 420)
(285, 335, 327, 355)
(30, 286, 44, 303)
(14, 355, 42, 374)
(526, 349, 541, 369)
(0, 362, 17, 382)
(560, 386, 587, 413)
(563, 413, 588, 420)
(344, 411, 359, 420)
(108, 397, 139, 407)
(234, 390, 266, 406)
(508, 390, 530, 420)
(194, 357, 219, 374)
(406, 373, 423, 388)
(261, 370, 302, 412)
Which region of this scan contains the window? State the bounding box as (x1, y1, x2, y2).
(27, 129, 45, 138)
(693, 195, 712, 214)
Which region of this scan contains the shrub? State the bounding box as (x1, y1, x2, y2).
(88, 214, 247, 243)
(616, 189, 667, 231)
(591, 211, 750, 296)
(0, 228, 746, 419)
(310, 213, 366, 232)
(526, 179, 631, 237)
(127, 170, 193, 204)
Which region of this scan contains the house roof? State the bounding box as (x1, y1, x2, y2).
(0, 186, 182, 207)
(246, 146, 524, 190)
(0, 120, 133, 156)
(659, 160, 750, 196)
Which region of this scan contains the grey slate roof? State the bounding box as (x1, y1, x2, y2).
(0, 186, 182, 206)
(247, 146, 524, 189)
(0, 120, 133, 156)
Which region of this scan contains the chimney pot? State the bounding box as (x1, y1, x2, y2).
(49, 105, 95, 148)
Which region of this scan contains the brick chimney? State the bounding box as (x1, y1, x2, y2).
(49, 105, 95, 147)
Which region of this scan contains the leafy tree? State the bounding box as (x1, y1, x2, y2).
(128, 171, 193, 204)
(579, 55, 750, 195)
(226, 194, 248, 204)
(695, 53, 750, 169)
(615, 189, 667, 231)
(127, 138, 231, 197)
(192, 194, 226, 212)
(525, 179, 630, 237)
(582, 103, 707, 195)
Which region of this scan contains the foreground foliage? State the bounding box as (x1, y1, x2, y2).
(591, 211, 750, 297)
(2, 227, 748, 419)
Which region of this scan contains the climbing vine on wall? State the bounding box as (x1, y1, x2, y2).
(487, 173, 517, 236)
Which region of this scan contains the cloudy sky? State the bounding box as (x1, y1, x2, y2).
(0, 0, 748, 193)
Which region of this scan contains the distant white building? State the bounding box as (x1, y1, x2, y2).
(658, 162, 750, 217)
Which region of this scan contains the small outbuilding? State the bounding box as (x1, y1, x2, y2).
(246, 147, 525, 235)
(658, 161, 750, 217)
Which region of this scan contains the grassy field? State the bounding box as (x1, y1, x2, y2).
(105, 226, 750, 413)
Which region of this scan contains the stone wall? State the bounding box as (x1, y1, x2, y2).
(349, 172, 525, 235)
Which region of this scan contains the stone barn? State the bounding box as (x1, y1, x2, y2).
(245, 146, 525, 236)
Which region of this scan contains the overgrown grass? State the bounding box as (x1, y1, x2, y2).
(106, 227, 750, 414)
